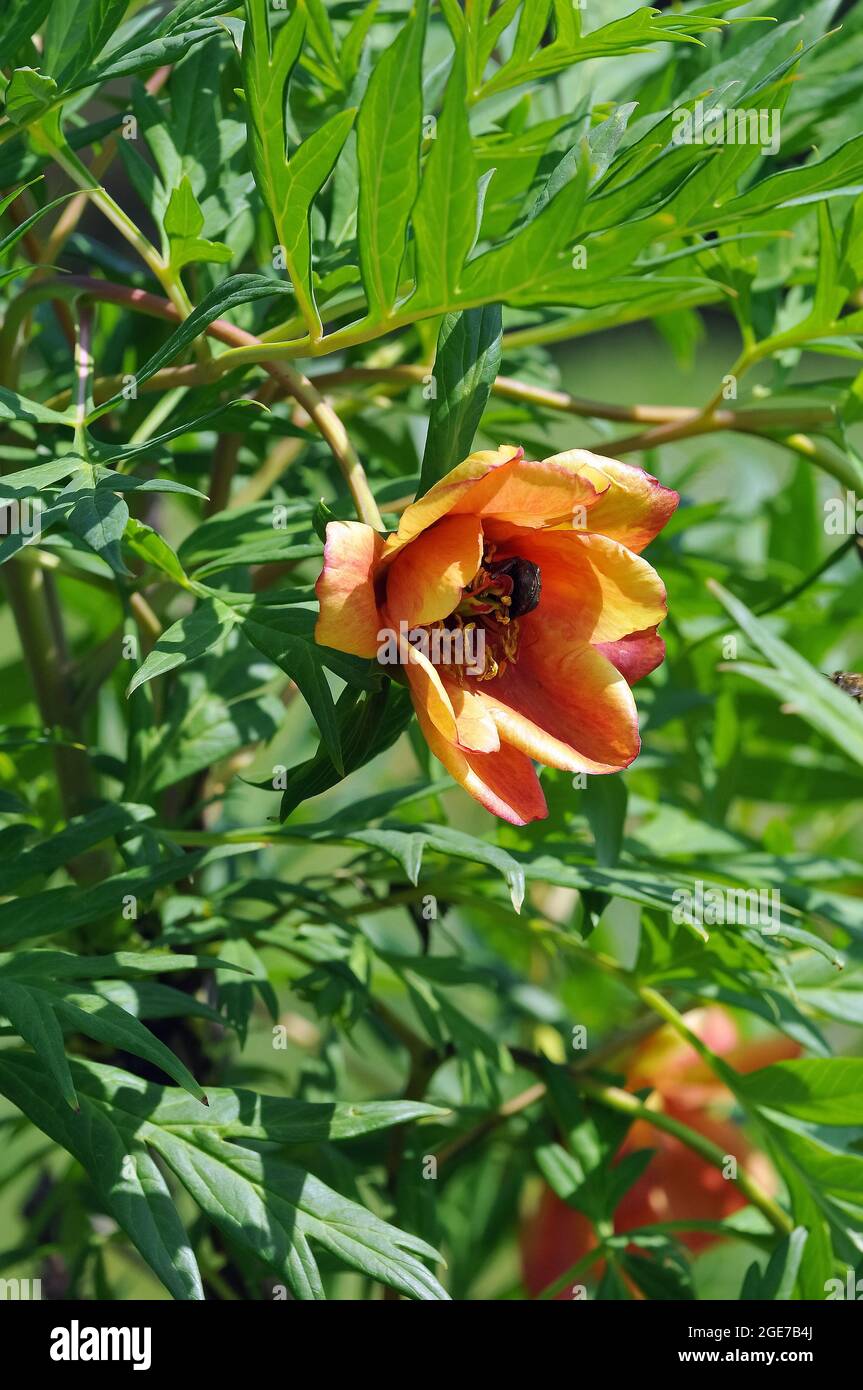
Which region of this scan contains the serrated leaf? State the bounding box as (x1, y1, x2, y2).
(0, 1051, 203, 1300)
(411, 49, 476, 309)
(0, 1053, 448, 1301)
(356, 0, 428, 318)
(739, 1058, 863, 1125)
(243, 2, 355, 340)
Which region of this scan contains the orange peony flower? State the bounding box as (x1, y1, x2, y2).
(315, 446, 678, 823)
(520, 1009, 800, 1297)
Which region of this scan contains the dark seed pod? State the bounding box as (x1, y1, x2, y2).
(488, 557, 542, 617)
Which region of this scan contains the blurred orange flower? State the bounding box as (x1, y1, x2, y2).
(315, 446, 678, 822)
(521, 1008, 799, 1297)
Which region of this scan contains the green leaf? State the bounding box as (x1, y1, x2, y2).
(583, 774, 627, 869)
(739, 1058, 863, 1126)
(709, 578, 863, 769)
(177, 499, 314, 571)
(136, 669, 282, 796)
(706, 133, 863, 228)
(356, 0, 428, 318)
(741, 1227, 808, 1301)
(0, 1, 53, 65)
(66, 485, 131, 577)
(0, 851, 220, 949)
(279, 682, 414, 818)
(123, 518, 190, 587)
(164, 175, 232, 271)
(0, 801, 151, 895)
(0, 385, 75, 427)
(0, 979, 76, 1107)
(0, 457, 82, 494)
(276, 108, 356, 332)
(44, 0, 130, 88)
(0, 975, 207, 1105)
(418, 305, 502, 495)
(459, 142, 592, 306)
(475, 5, 732, 102)
(0, 1053, 448, 1301)
(127, 598, 240, 695)
(0, 949, 249, 981)
(92, 275, 293, 419)
(0, 1052, 204, 1300)
(0, 190, 75, 262)
(619, 1247, 695, 1302)
(759, 1113, 863, 1274)
(411, 49, 476, 309)
(243, 0, 356, 339)
(296, 815, 526, 911)
(3, 68, 58, 125)
(234, 600, 346, 773)
(51, 986, 207, 1099)
(74, 3, 229, 88)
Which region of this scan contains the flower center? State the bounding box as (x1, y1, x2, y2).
(447, 551, 542, 681)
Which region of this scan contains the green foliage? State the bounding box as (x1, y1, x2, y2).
(0, 0, 862, 1304)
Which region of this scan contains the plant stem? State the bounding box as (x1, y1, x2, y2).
(770, 430, 863, 491)
(21, 277, 844, 502)
(74, 303, 95, 425)
(434, 1041, 792, 1239)
(46, 142, 167, 290)
(434, 1080, 547, 1166)
(308, 364, 835, 432)
(536, 1248, 605, 1301)
(16, 277, 382, 527)
(575, 1075, 794, 1237)
(0, 561, 86, 815)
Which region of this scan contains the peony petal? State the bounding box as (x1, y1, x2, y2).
(443, 678, 500, 754)
(385, 515, 483, 626)
(548, 451, 679, 553)
(447, 454, 600, 527)
(484, 526, 668, 644)
(314, 520, 384, 657)
(413, 697, 547, 825)
(384, 447, 521, 558)
(393, 626, 458, 745)
(598, 627, 666, 684)
(476, 616, 641, 773)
